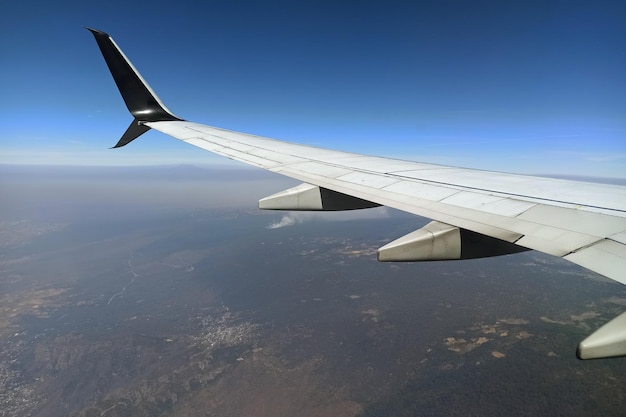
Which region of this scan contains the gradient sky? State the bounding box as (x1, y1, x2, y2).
(1, 0, 624, 177)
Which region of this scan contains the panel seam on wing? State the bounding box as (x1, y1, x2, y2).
(562, 237, 606, 256)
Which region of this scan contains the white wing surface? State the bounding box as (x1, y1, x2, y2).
(87, 28, 626, 360)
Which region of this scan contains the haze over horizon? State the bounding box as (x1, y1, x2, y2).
(1, 1, 624, 177)
(2, 4, 626, 416)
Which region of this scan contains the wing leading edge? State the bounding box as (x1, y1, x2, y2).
(87, 28, 626, 360)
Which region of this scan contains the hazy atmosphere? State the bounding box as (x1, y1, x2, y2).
(1, 1, 626, 416)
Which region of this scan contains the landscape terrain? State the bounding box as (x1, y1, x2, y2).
(1, 165, 625, 417)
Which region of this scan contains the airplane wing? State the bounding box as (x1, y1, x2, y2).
(86, 28, 626, 360)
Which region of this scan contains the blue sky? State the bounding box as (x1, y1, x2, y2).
(1, 0, 624, 177)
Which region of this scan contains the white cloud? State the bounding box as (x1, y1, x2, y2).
(267, 215, 297, 229)
(266, 207, 390, 229)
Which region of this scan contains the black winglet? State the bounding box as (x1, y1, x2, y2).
(112, 119, 152, 149)
(86, 27, 183, 147)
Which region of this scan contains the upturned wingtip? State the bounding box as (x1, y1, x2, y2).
(84, 27, 108, 36)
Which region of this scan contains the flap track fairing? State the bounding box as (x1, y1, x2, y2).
(259, 183, 380, 211)
(378, 221, 529, 262)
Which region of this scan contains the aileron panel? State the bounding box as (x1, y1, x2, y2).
(565, 240, 626, 286)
